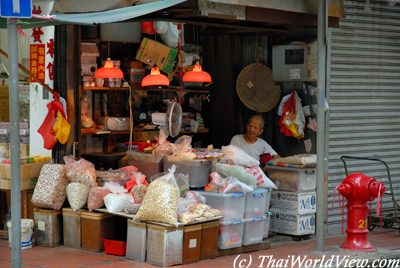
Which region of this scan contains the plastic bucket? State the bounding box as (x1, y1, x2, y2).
(7, 219, 34, 249)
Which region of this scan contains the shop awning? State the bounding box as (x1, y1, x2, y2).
(49, 0, 186, 25)
(0, 0, 186, 28)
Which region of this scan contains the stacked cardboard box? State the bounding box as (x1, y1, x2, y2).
(268, 166, 317, 236)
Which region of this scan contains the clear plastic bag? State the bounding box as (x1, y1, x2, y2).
(135, 165, 180, 225)
(221, 145, 259, 167)
(87, 187, 111, 212)
(104, 193, 132, 213)
(104, 181, 128, 194)
(63, 155, 97, 187)
(66, 183, 90, 211)
(215, 163, 277, 189)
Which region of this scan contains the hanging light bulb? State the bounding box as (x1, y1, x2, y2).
(182, 61, 212, 83)
(141, 65, 170, 87)
(94, 58, 124, 79)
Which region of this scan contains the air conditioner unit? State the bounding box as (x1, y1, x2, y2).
(272, 42, 317, 82)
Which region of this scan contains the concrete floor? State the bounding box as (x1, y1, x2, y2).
(0, 228, 399, 268)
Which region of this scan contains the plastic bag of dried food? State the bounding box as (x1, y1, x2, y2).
(221, 145, 260, 167)
(135, 166, 180, 225)
(130, 184, 148, 204)
(188, 203, 210, 216)
(87, 186, 111, 212)
(176, 197, 197, 216)
(202, 208, 222, 219)
(104, 181, 128, 194)
(104, 193, 132, 213)
(124, 203, 141, 214)
(32, 164, 68, 210)
(215, 163, 277, 189)
(63, 156, 97, 186)
(178, 212, 199, 224)
(66, 182, 90, 211)
(185, 191, 206, 204)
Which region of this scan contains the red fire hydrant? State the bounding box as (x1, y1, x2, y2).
(337, 172, 385, 251)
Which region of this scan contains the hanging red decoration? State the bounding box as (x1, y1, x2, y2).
(141, 66, 169, 87)
(32, 27, 44, 43)
(47, 38, 54, 58)
(182, 61, 212, 83)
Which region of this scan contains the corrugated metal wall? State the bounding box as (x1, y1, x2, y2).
(327, 0, 400, 235)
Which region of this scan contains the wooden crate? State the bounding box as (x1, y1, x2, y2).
(0, 162, 44, 190)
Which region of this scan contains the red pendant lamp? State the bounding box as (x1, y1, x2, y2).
(94, 58, 124, 79)
(182, 61, 212, 83)
(141, 65, 170, 87)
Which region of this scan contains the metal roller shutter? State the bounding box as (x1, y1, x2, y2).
(327, 0, 400, 235)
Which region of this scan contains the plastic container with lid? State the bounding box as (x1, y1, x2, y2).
(7, 219, 34, 249)
(267, 165, 316, 192)
(218, 219, 244, 249)
(193, 191, 245, 221)
(127, 151, 163, 178)
(163, 156, 212, 188)
(245, 188, 268, 218)
(263, 212, 272, 239)
(242, 216, 266, 245)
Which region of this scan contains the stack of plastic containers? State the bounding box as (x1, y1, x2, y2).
(197, 188, 272, 249)
(243, 189, 268, 244)
(193, 191, 245, 249)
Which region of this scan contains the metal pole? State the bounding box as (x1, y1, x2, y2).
(316, 0, 328, 252)
(7, 18, 21, 268)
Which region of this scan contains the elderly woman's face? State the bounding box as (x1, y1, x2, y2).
(246, 118, 263, 140)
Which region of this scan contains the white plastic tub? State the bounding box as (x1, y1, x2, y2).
(218, 219, 244, 249)
(127, 151, 163, 178)
(193, 191, 245, 221)
(245, 188, 268, 218)
(267, 166, 316, 192)
(243, 216, 266, 245)
(163, 156, 212, 188)
(7, 219, 34, 249)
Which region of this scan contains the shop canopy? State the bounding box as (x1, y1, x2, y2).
(0, 0, 187, 28)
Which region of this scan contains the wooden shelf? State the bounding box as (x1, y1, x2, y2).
(81, 130, 131, 135)
(82, 86, 129, 91)
(134, 87, 210, 94)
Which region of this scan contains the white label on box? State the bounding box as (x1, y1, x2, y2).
(189, 239, 197, 248)
(37, 220, 45, 231)
(289, 68, 301, 80)
(270, 191, 316, 215)
(0, 129, 7, 135)
(270, 212, 315, 236)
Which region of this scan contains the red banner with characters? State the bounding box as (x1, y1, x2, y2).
(30, 44, 46, 83)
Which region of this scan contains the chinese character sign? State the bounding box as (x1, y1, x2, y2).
(30, 44, 45, 83)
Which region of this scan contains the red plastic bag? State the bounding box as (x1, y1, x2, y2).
(37, 92, 68, 149)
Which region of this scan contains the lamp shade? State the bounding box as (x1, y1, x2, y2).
(182, 61, 212, 83)
(141, 66, 170, 87)
(94, 58, 124, 79)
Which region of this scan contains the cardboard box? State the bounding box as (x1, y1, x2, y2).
(0, 162, 44, 190)
(270, 212, 315, 236)
(0, 143, 29, 158)
(270, 191, 316, 215)
(135, 38, 177, 74)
